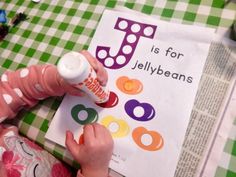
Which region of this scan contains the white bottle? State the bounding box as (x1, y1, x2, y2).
(57, 51, 110, 103)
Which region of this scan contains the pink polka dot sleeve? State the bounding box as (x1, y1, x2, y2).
(76, 170, 111, 177)
(0, 64, 78, 122)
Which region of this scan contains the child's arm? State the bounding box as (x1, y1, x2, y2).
(66, 123, 114, 177)
(0, 50, 107, 121)
(0, 64, 79, 120)
(0, 50, 113, 177)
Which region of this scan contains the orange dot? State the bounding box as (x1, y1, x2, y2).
(132, 127, 164, 151)
(116, 76, 143, 95)
(124, 80, 134, 91)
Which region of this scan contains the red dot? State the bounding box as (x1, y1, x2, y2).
(96, 91, 119, 108)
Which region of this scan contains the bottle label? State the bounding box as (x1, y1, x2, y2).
(73, 67, 109, 103)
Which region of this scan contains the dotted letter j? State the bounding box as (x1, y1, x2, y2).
(96, 17, 157, 69)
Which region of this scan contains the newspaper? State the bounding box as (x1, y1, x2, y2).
(174, 36, 236, 177)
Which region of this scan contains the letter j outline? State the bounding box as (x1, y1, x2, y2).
(96, 17, 157, 69)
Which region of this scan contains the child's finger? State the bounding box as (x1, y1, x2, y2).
(65, 130, 80, 158)
(80, 50, 108, 86)
(80, 50, 98, 70)
(96, 62, 108, 86)
(83, 124, 96, 144)
(93, 123, 106, 139)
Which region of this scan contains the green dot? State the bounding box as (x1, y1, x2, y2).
(106, 0, 117, 8)
(8, 11, 15, 18)
(44, 19, 54, 27)
(22, 30, 31, 38)
(226, 170, 236, 177)
(67, 8, 77, 16)
(49, 37, 60, 46)
(65, 41, 76, 50)
(142, 5, 154, 14)
(0, 40, 9, 48)
(82, 11, 93, 19)
(3, 59, 13, 69)
(83, 45, 88, 50)
(207, 16, 220, 26)
(51, 99, 61, 110)
(231, 141, 236, 156)
(53, 6, 63, 13)
(184, 12, 196, 22)
(28, 2, 35, 8)
(16, 0, 24, 6)
(23, 112, 36, 125)
(58, 22, 68, 31)
(26, 48, 36, 57)
(89, 29, 95, 37)
(53, 150, 63, 160)
(31, 16, 40, 24)
(12, 44, 23, 53)
(40, 52, 51, 62)
(35, 33, 45, 42)
(71, 104, 98, 125)
(125, 2, 134, 9)
(40, 120, 49, 132)
(73, 25, 84, 34)
(10, 27, 19, 33)
(161, 8, 174, 18)
(90, 0, 99, 5)
(212, 0, 224, 8)
(17, 63, 27, 69)
(39, 3, 49, 11)
(189, 0, 201, 4)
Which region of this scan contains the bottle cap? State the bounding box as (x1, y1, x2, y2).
(57, 52, 89, 84)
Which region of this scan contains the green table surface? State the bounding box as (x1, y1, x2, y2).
(0, 0, 236, 176)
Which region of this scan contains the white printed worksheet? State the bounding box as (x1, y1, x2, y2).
(46, 9, 215, 177)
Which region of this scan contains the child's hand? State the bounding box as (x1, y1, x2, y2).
(61, 50, 108, 97)
(65, 123, 114, 177)
(80, 50, 108, 86)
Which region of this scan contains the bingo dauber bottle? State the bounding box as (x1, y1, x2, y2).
(57, 51, 110, 103)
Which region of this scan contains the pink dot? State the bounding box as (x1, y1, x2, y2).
(3, 94, 13, 104)
(14, 88, 23, 97)
(1, 74, 8, 82)
(20, 69, 29, 78)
